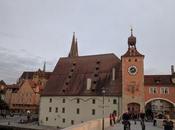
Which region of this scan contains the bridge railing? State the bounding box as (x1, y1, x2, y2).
(61, 117, 110, 130)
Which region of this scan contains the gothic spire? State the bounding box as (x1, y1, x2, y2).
(68, 32, 79, 57)
(43, 61, 46, 72)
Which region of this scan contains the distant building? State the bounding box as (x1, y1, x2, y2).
(5, 67, 51, 113)
(39, 31, 175, 128)
(0, 80, 7, 101)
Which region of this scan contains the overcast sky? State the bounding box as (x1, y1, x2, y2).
(0, 0, 175, 84)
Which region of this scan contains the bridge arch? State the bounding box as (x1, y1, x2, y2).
(145, 98, 175, 118)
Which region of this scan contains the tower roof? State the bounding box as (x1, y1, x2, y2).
(122, 28, 144, 57)
(68, 32, 79, 57)
(128, 28, 136, 47)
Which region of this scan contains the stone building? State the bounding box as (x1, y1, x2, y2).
(39, 30, 175, 128)
(5, 68, 51, 113)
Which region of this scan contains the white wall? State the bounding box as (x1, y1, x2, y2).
(39, 96, 121, 128)
(62, 117, 110, 130)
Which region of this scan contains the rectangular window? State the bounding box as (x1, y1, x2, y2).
(49, 107, 52, 112)
(71, 120, 74, 125)
(62, 118, 65, 123)
(92, 99, 95, 104)
(62, 99, 65, 103)
(149, 87, 157, 94)
(49, 98, 52, 103)
(55, 107, 58, 113)
(77, 108, 80, 114)
(46, 117, 48, 121)
(77, 99, 80, 103)
(113, 99, 117, 104)
(92, 109, 95, 115)
(62, 108, 65, 113)
(160, 87, 169, 94)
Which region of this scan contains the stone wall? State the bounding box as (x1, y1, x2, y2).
(62, 117, 110, 130)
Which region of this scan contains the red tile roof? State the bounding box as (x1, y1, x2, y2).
(19, 71, 52, 80)
(42, 53, 122, 96)
(144, 75, 174, 86)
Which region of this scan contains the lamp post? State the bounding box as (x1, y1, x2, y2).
(102, 88, 106, 130)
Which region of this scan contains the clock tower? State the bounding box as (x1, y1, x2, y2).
(121, 29, 145, 114)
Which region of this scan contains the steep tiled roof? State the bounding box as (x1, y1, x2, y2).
(7, 84, 19, 89)
(19, 71, 52, 80)
(42, 53, 122, 96)
(144, 75, 175, 86)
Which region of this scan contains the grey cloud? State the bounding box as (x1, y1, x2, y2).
(0, 46, 54, 84)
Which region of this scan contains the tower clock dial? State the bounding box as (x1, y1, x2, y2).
(128, 65, 137, 75)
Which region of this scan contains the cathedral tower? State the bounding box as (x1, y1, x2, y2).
(121, 29, 145, 114)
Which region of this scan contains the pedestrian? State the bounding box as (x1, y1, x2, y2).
(109, 113, 113, 126)
(122, 112, 131, 130)
(153, 119, 157, 126)
(112, 113, 116, 124)
(140, 119, 145, 130)
(169, 121, 174, 130)
(133, 114, 137, 124)
(163, 119, 169, 130)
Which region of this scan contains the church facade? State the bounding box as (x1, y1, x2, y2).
(39, 31, 175, 128)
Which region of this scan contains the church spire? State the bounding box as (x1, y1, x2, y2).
(43, 61, 46, 72)
(68, 32, 79, 57)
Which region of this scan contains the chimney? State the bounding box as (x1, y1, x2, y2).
(86, 78, 91, 90)
(112, 68, 116, 81)
(171, 65, 174, 74)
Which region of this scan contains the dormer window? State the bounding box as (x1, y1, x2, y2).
(93, 81, 97, 84)
(96, 67, 99, 70)
(155, 80, 160, 84)
(96, 61, 100, 64)
(94, 74, 98, 77)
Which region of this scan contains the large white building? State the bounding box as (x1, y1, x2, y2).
(39, 33, 123, 128)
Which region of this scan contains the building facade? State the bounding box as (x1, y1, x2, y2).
(5, 69, 51, 113)
(39, 31, 175, 128)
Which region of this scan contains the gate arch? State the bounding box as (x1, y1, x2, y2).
(145, 98, 175, 118)
(127, 102, 140, 114)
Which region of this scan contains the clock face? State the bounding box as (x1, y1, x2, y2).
(128, 65, 137, 75)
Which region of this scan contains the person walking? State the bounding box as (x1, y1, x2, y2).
(140, 112, 145, 130)
(109, 113, 113, 126)
(122, 112, 131, 130)
(112, 113, 116, 125)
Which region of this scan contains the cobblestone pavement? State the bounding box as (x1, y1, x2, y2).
(106, 121, 164, 130)
(0, 115, 59, 130)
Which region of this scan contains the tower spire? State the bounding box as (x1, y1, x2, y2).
(131, 27, 133, 36)
(68, 32, 79, 57)
(43, 61, 46, 72)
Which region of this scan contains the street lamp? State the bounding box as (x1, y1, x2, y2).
(102, 88, 106, 130)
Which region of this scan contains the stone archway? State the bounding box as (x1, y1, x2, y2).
(145, 99, 175, 118)
(127, 103, 140, 114)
